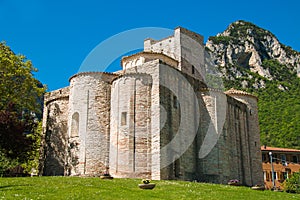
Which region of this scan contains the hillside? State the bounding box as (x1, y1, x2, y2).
(205, 20, 300, 149)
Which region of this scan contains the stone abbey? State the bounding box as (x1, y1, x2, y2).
(40, 27, 263, 186)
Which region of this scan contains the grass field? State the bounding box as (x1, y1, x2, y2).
(0, 177, 298, 199)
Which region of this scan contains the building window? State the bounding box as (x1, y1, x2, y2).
(173, 95, 179, 109)
(281, 154, 287, 165)
(292, 155, 298, 163)
(265, 171, 270, 181)
(278, 171, 288, 181)
(121, 112, 127, 126)
(273, 154, 279, 163)
(279, 172, 283, 181)
(174, 158, 180, 178)
(70, 112, 79, 137)
(192, 65, 195, 74)
(249, 109, 253, 115)
(283, 172, 288, 180)
(262, 153, 267, 162)
(272, 172, 277, 180)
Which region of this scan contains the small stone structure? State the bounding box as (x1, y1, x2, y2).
(39, 27, 263, 186)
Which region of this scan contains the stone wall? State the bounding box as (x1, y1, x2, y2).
(197, 89, 257, 185)
(110, 59, 161, 179)
(40, 87, 69, 176)
(144, 35, 180, 61)
(122, 52, 178, 71)
(113, 54, 263, 184)
(225, 96, 251, 185)
(68, 72, 117, 176)
(110, 73, 152, 178)
(144, 27, 205, 81)
(225, 90, 263, 185)
(159, 64, 202, 181)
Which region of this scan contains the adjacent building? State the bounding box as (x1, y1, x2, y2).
(261, 146, 300, 189)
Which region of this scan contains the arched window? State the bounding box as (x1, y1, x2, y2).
(70, 112, 79, 137)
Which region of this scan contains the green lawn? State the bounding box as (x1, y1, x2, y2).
(0, 177, 298, 200)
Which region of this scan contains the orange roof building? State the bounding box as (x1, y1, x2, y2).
(261, 146, 300, 190)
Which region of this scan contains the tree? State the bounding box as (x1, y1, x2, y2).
(0, 42, 44, 113)
(0, 42, 45, 175)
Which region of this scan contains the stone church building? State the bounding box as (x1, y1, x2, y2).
(40, 27, 263, 186)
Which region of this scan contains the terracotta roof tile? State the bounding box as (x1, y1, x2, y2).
(261, 146, 300, 152)
(225, 88, 258, 99)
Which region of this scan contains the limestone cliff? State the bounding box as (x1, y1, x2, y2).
(206, 20, 300, 89)
(205, 20, 300, 149)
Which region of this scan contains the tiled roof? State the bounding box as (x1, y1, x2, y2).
(261, 146, 300, 152)
(69, 71, 118, 82)
(225, 88, 258, 99)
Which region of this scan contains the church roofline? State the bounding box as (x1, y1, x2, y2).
(199, 87, 226, 93)
(112, 72, 153, 83)
(225, 88, 258, 100)
(121, 51, 178, 68)
(69, 71, 119, 82)
(44, 86, 70, 105)
(144, 26, 204, 46)
(144, 35, 174, 45)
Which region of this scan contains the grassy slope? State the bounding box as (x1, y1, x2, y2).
(0, 177, 298, 200)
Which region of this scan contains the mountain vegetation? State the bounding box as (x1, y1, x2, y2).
(206, 20, 300, 149)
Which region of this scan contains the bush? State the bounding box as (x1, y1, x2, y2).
(284, 172, 300, 193)
(209, 36, 231, 45)
(0, 150, 19, 176)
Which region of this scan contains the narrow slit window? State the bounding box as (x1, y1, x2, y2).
(173, 95, 178, 109)
(121, 112, 127, 126)
(71, 112, 79, 137)
(174, 158, 180, 178)
(192, 65, 195, 74)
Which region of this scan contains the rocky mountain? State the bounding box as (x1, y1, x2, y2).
(206, 20, 300, 90)
(205, 20, 300, 149)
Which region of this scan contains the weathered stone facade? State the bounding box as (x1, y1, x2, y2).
(40, 27, 263, 186)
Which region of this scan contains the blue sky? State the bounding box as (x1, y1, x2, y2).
(0, 0, 299, 91)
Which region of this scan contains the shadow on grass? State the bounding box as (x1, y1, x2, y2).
(0, 184, 31, 190)
(0, 185, 12, 189)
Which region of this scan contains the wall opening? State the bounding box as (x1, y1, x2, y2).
(71, 112, 79, 137)
(174, 158, 180, 178)
(173, 95, 178, 109)
(121, 112, 127, 126)
(292, 155, 298, 163)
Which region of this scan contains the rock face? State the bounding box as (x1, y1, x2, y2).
(206, 20, 300, 85)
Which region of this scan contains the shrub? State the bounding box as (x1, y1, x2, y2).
(209, 36, 231, 45)
(0, 150, 19, 176)
(284, 172, 300, 193)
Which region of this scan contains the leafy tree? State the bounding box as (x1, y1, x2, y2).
(22, 121, 43, 174)
(0, 150, 18, 176)
(0, 42, 45, 175)
(0, 42, 44, 113)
